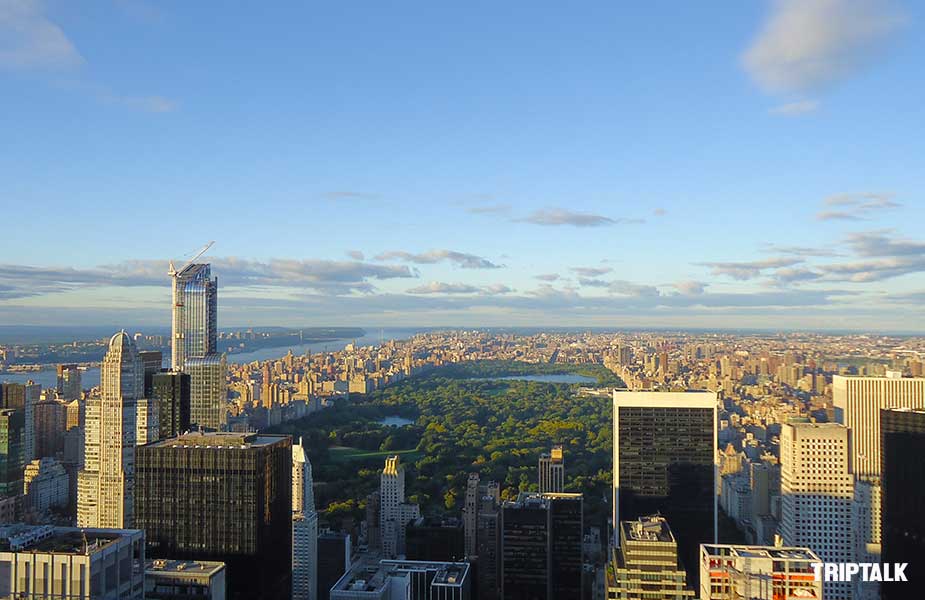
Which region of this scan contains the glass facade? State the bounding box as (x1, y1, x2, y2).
(0, 408, 25, 497)
(185, 356, 227, 431)
(151, 371, 191, 439)
(171, 264, 217, 371)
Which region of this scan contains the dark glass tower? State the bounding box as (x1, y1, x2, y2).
(881, 408, 925, 599)
(612, 391, 717, 588)
(151, 371, 191, 439)
(138, 350, 163, 398)
(500, 492, 583, 600)
(0, 408, 25, 497)
(134, 432, 292, 600)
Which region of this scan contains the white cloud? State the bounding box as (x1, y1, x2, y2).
(742, 0, 905, 93)
(768, 99, 820, 115)
(0, 0, 83, 69)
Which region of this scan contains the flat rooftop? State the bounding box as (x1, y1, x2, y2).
(150, 431, 289, 449)
(701, 544, 819, 561)
(146, 559, 225, 577)
(0, 526, 139, 555)
(333, 560, 469, 592)
(621, 515, 674, 544)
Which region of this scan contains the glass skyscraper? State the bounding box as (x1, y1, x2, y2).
(171, 263, 217, 371)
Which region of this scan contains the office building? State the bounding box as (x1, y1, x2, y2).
(1, 381, 39, 463)
(33, 398, 67, 458)
(171, 263, 218, 371)
(379, 455, 421, 559)
(0, 524, 145, 599)
(463, 473, 480, 557)
(135, 431, 292, 600)
(476, 491, 502, 600)
(318, 530, 351, 600)
(0, 408, 25, 498)
(833, 373, 925, 478)
(186, 355, 227, 431)
(780, 422, 853, 600)
(699, 544, 821, 600)
(293, 437, 319, 600)
(152, 370, 191, 438)
(331, 559, 470, 600)
(23, 457, 69, 514)
(139, 350, 163, 397)
(538, 445, 565, 494)
(880, 407, 925, 599)
(77, 331, 142, 529)
(608, 515, 694, 599)
(56, 364, 82, 400)
(612, 390, 717, 587)
(501, 492, 583, 600)
(145, 558, 227, 600)
(406, 517, 465, 561)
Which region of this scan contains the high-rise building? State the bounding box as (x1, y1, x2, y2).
(171, 263, 218, 371)
(136, 397, 161, 445)
(833, 373, 925, 478)
(0, 408, 25, 497)
(152, 371, 191, 438)
(607, 515, 695, 599)
(135, 431, 292, 600)
(0, 524, 146, 599)
(406, 517, 465, 561)
(780, 422, 853, 600)
(880, 407, 925, 599)
(1, 381, 39, 463)
(186, 355, 227, 431)
(317, 530, 351, 600)
(501, 492, 583, 600)
(77, 331, 142, 529)
(538, 445, 565, 494)
(463, 472, 480, 557)
(612, 390, 717, 587)
(56, 363, 82, 400)
(699, 544, 821, 600)
(23, 457, 69, 514)
(331, 559, 471, 600)
(33, 398, 67, 458)
(139, 350, 163, 397)
(379, 455, 421, 559)
(293, 438, 319, 600)
(145, 559, 227, 600)
(476, 491, 502, 600)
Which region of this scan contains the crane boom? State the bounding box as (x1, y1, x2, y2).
(168, 241, 215, 277)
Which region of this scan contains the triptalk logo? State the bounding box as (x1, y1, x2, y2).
(811, 563, 908, 582)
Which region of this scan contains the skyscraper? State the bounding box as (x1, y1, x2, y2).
(138, 350, 163, 398)
(293, 438, 319, 600)
(379, 455, 420, 559)
(880, 407, 925, 599)
(1, 381, 39, 463)
(538, 445, 565, 494)
(780, 422, 853, 600)
(612, 390, 717, 586)
(0, 408, 25, 497)
(171, 263, 218, 371)
(56, 364, 82, 400)
(500, 492, 583, 600)
(77, 331, 142, 528)
(463, 472, 480, 557)
(152, 370, 191, 439)
(608, 515, 694, 599)
(185, 355, 227, 430)
(33, 398, 67, 458)
(318, 530, 351, 600)
(135, 431, 292, 600)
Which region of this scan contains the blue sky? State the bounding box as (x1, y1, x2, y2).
(1, 0, 924, 331)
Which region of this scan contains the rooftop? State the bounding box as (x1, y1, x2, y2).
(150, 431, 290, 449)
(0, 526, 140, 555)
(701, 544, 819, 562)
(621, 515, 674, 544)
(146, 559, 225, 577)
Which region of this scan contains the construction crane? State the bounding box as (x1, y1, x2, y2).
(168, 241, 215, 278)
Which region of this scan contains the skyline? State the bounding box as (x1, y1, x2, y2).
(3, 1, 925, 330)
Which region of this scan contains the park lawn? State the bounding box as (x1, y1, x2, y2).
(328, 446, 422, 464)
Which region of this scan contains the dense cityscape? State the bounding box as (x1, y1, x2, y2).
(0, 257, 922, 599)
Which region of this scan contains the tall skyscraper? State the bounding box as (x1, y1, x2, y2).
(185, 355, 227, 430)
(538, 445, 565, 494)
(380, 455, 421, 559)
(138, 350, 163, 398)
(880, 407, 925, 599)
(33, 398, 67, 458)
(833, 373, 925, 478)
(135, 431, 292, 600)
(1, 381, 39, 463)
(463, 472, 480, 557)
(612, 390, 717, 586)
(476, 491, 502, 600)
(56, 364, 82, 400)
(317, 530, 351, 600)
(77, 331, 142, 528)
(293, 438, 319, 600)
(152, 370, 191, 439)
(780, 422, 853, 600)
(0, 408, 25, 497)
(500, 492, 583, 600)
(608, 515, 694, 599)
(699, 544, 821, 600)
(171, 263, 218, 371)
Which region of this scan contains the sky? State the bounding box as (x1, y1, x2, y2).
(1, 0, 924, 332)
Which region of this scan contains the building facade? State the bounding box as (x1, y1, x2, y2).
(699, 544, 821, 600)
(77, 331, 142, 529)
(152, 371, 191, 439)
(379, 455, 420, 559)
(56, 364, 82, 401)
(293, 437, 319, 600)
(185, 355, 227, 431)
(170, 263, 218, 371)
(145, 558, 227, 600)
(23, 457, 69, 514)
(608, 515, 694, 599)
(538, 446, 565, 494)
(0, 408, 24, 497)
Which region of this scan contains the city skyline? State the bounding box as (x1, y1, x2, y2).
(2, 1, 925, 331)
